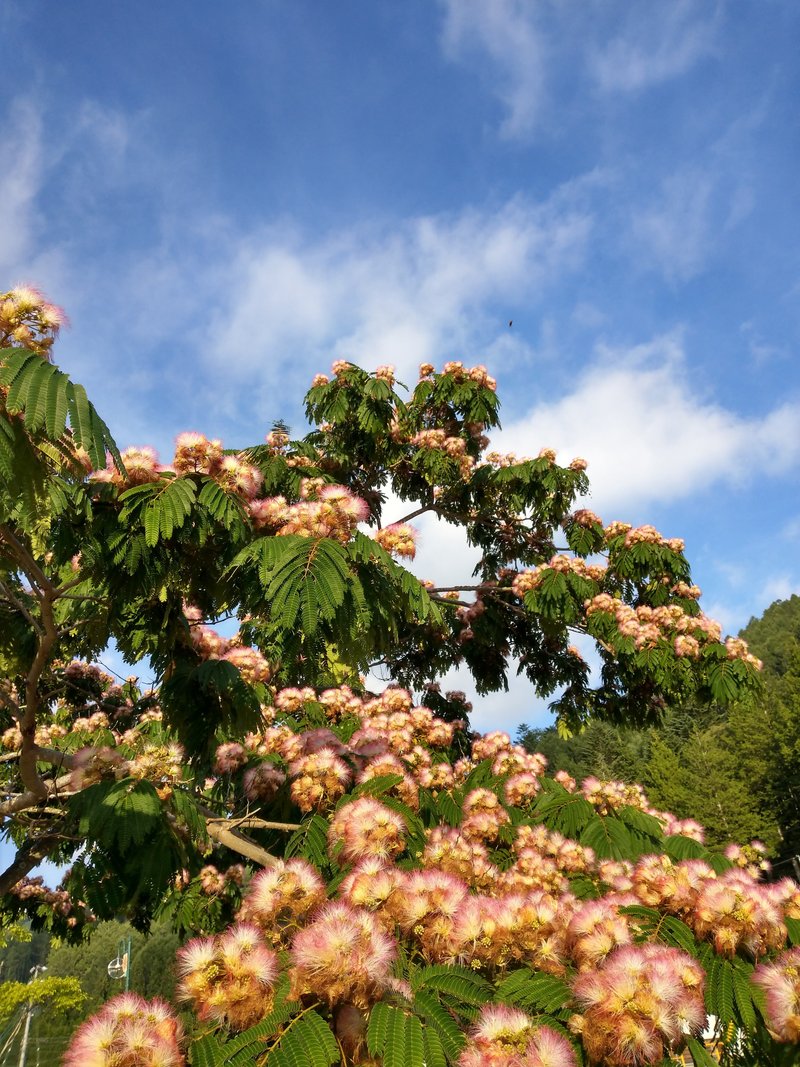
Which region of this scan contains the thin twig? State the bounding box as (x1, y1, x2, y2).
(0, 577, 42, 633)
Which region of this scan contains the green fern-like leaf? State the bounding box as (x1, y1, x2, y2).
(494, 968, 572, 1014)
(285, 814, 330, 868)
(659, 915, 702, 956)
(534, 784, 595, 838)
(422, 1028, 447, 1067)
(616, 804, 664, 839)
(412, 989, 465, 1060)
(685, 1036, 718, 1067)
(706, 958, 735, 1025)
(366, 1002, 392, 1058)
(579, 814, 636, 860)
(142, 475, 197, 545)
(170, 788, 209, 848)
(197, 478, 247, 531)
(367, 1003, 423, 1067)
(269, 1008, 340, 1067)
(731, 963, 757, 1031)
(662, 835, 708, 861)
(785, 917, 800, 945)
(402, 1013, 425, 1067)
(348, 773, 405, 801)
(189, 1033, 226, 1067)
(411, 964, 493, 1005)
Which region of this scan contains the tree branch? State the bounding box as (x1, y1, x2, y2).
(198, 803, 282, 867)
(206, 816, 301, 832)
(0, 526, 55, 595)
(0, 577, 42, 634)
(390, 503, 437, 525)
(0, 772, 74, 818)
(0, 527, 63, 799)
(0, 834, 63, 897)
(204, 820, 281, 867)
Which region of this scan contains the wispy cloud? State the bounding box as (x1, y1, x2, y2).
(0, 98, 44, 278)
(588, 1, 719, 93)
(439, 0, 548, 138)
(438, 0, 719, 139)
(495, 333, 800, 516)
(203, 191, 593, 411)
(628, 166, 718, 282)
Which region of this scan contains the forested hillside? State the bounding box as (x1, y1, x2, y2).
(519, 594, 800, 867)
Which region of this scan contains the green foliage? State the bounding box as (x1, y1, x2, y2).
(1, 333, 790, 1067)
(0, 974, 86, 1023)
(367, 1003, 426, 1067)
(494, 968, 572, 1014)
(0, 348, 121, 469)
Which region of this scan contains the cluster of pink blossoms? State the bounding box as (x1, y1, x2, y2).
(572, 944, 706, 1066)
(724, 839, 771, 876)
(1, 723, 69, 749)
(197, 863, 244, 895)
(63, 993, 184, 1067)
(753, 947, 800, 1043)
(8, 876, 86, 923)
(68, 739, 184, 792)
(215, 686, 471, 813)
(56, 673, 800, 1066)
(561, 776, 703, 841)
(329, 796, 408, 864)
(417, 360, 497, 391)
(602, 522, 685, 554)
(373, 521, 418, 559)
(290, 900, 398, 1008)
(512, 555, 607, 597)
(237, 858, 326, 942)
(583, 593, 761, 663)
(91, 433, 264, 495)
(458, 1005, 576, 1067)
(249, 479, 370, 542)
(176, 923, 280, 1030)
(0, 285, 64, 357)
(185, 607, 273, 684)
(410, 427, 476, 478)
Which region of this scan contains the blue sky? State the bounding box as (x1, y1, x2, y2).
(2, 0, 800, 735)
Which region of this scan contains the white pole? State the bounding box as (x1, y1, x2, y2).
(16, 1002, 32, 1067)
(18, 964, 46, 1067)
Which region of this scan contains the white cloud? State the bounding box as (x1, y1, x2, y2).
(589, 1, 719, 93)
(629, 167, 718, 282)
(204, 192, 592, 405)
(439, 0, 548, 138)
(494, 333, 800, 516)
(438, 0, 719, 139)
(0, 98, 43, 278)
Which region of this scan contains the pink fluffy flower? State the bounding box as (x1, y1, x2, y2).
(213, 741, 247, 774)
(458, 1005, 577, 1067)
(753, 947, 800, 1042)
(373, 522, 417, 559)
(573, 944, 706, 1066)
(63, 993, 185, 1067)
(176, 924, 280, 1031)
(238, 858, 326, 941)
(173, 431, 223, 474)
(289, 901, 398, 1008)
(242, 762, 286, 800)
(329, 796, 407, 864)
(119, 446, 161, 486)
